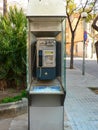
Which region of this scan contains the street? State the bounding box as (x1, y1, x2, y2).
(66, 57, 98, 78)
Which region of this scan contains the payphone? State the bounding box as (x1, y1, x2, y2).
(36, 38, 56, 80)
(27, 0, 66, 130)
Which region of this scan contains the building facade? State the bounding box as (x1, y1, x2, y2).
(66, 13, 97, 59)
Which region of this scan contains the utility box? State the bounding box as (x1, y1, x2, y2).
(26, 0, 66, 130)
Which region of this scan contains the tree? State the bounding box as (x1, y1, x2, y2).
(3, 0, 7, 16)
(0, 6, 27, 88)
(92, 15, 98, 31)
(66, 0, 97, 69)
(92, 15, 98, 63)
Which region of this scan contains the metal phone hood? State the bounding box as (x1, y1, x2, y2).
(26, 0, 66, 17)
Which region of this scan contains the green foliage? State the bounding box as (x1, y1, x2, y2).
(1, 96, 22, 103)
(67, 0, 96, 21)
(1, 90, 27, 103)
(66, 0, 76, 15)
(21, 90, 28, 97)
(0, 6, 27, 88)
(86, 13, 93, 22)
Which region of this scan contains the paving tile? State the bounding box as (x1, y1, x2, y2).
(65, 68, 98, 130)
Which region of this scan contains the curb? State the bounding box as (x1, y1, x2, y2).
(0, 98, 28, 119)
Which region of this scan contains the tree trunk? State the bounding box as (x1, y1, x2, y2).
(3, 0, 7, 16)
(70, 31, 75, 69)
(92, 15, 98, 32)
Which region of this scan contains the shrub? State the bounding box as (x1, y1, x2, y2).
(1, 90, 27, 103)
(0, 6, 27, 88)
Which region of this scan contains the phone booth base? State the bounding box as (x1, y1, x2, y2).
(28, 91, 65, 130)
(29, 107, 64, 130)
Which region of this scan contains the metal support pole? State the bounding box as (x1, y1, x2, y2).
(81, 12, 87, 75)
(82, 24, 85, 75)
(61, 19, 66, 89)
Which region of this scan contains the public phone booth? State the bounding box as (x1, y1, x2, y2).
(26, 0, 66, 130)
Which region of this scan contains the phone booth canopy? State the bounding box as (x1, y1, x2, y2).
(27, 0, 66, 130)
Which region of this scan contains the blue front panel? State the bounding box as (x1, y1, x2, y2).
(36, 68, 56, 80)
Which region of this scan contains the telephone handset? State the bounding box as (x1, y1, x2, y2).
(38, 50, 43, 67)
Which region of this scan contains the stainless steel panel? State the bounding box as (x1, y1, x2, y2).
(30, 106, 64, 130)
(28, 17, 65, 22)
(29, 20, 62, 37)
(31, 31, 60, 37)
(27, 0, 66, 17)
(30, 22, 61, 32)
(30, 95, 62, 106)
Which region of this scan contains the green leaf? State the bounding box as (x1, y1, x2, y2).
(0, 6, 27, 88)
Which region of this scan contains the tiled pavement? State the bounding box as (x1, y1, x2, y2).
(65, 68, 98, 130)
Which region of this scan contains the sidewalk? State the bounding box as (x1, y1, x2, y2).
(65, 67, 98, 130)
(0, 66, 98, 130)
